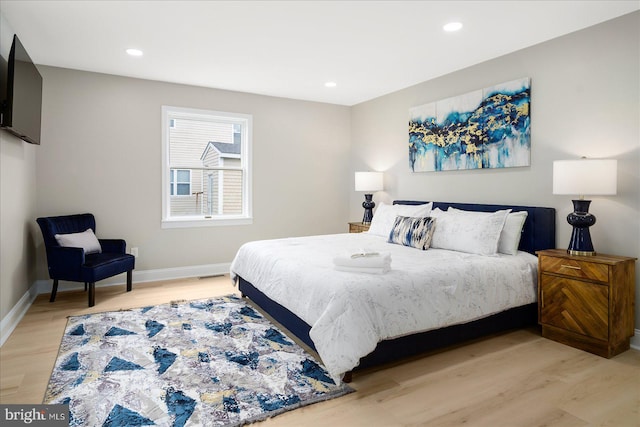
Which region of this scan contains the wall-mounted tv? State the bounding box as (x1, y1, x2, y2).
(1, 34, 42, 145)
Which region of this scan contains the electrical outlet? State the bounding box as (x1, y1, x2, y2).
(130, 247, 139, 257)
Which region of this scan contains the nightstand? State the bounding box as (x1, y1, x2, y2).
(348, 222, 370, 233)
(537, 249, 636, 358)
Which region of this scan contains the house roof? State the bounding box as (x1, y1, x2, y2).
(211, 141, 241, 155)
(200, 140, 241, 163)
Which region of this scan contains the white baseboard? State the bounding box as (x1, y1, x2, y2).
(1, 262, 231, 347)
(631, 329, 640, 351)
(0, 282, 39, 347)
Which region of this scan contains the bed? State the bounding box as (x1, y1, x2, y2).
(231, 201, 555, 382)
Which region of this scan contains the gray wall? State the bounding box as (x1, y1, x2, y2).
(0, 126, 38, 320)
(0, 15, 38, 323)
(33, 67, 351, 279)
(350, 12, 640, 328)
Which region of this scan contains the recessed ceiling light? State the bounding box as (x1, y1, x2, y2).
(443, 22, 463, 32)
(324, 81, 337, 88)
(126, 48, 143, 57)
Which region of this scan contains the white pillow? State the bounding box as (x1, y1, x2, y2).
(55, 228, 102, 254)
(430, 208, 511, 256)
(498, 211, 528, 255)
(367, 202, 432, 237)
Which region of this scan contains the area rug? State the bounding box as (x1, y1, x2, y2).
(44, 295, 353, 426)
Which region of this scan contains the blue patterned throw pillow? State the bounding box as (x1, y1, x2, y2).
(387, 216, 436, 250)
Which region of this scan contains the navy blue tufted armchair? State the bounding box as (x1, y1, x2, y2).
(36, 213, 135, 307)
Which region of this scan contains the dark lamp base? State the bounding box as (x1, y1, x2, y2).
(362, 194, 375, 225)
(566, 199, 596, 256)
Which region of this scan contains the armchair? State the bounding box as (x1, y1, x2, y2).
(36, 213, 135, 307)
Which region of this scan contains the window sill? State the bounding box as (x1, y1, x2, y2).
(161, 216, 253, 229)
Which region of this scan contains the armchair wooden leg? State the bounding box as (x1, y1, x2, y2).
(126, 270, 132, 292)
(84, 282, 88, 292)
(88, 282, 95, 307)
(50, 279, 59, 302)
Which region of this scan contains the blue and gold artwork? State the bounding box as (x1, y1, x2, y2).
(409, 78, 530, 172)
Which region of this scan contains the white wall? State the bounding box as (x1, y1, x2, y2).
(350, 12, 640, 328)
(0, 15, 38, 325)
(34, 67, 351, 278)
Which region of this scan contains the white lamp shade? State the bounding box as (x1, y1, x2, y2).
(553, 159, 617, 196)
(355, 171, 383, 192)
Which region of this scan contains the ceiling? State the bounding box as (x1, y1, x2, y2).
(1, 1, 638, 106)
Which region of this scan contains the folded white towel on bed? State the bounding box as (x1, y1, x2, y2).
(334, 265, 391, 274)
(333, 251, 391, 269)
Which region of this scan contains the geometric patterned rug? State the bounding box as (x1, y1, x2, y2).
(44, 295, 353, 426)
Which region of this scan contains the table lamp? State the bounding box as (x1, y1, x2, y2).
(552, 158, 617, 256)
(355, 171, 383, 224)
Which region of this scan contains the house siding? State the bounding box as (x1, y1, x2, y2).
(221, 159, 242, 214)
(169, 118, 242, 216)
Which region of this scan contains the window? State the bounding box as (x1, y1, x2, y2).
(170, 169, 191, 196)
(162, 106, 252, 228)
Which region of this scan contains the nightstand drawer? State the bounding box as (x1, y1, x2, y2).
(540, 274, 609, 341)
(539, 255, 609, 282)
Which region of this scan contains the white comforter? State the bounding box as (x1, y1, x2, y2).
(230, 233, 538, 382)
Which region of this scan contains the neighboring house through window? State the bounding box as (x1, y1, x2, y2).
(161, 106, 252, 228)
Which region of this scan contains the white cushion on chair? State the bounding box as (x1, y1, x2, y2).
(55, 229, 102, 254)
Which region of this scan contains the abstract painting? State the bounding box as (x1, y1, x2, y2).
(409, 78, 530, 172)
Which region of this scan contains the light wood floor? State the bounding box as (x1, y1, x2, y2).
(1, 276, 638, 426)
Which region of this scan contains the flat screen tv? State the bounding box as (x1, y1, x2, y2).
(1, 34, 42, 145)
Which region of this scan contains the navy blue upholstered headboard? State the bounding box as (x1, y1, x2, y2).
(393, 200, 556, 255)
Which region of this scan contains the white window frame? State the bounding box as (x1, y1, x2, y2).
(161, 106, 252, 228)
